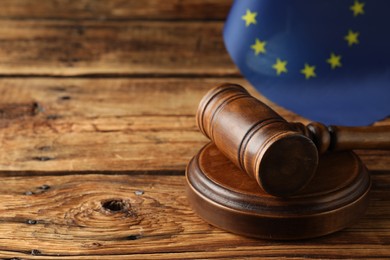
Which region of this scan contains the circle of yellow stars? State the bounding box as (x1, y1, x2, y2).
(242, 0, 364, 79)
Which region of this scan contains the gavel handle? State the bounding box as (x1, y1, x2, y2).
(292, 122, 390, 153)
(327, 125, 390, 151)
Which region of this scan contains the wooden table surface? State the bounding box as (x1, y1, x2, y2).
(0, 1, 389, 259)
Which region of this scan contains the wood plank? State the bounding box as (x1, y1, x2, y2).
(0, 78, 211, 172)
(0, 173, 388, 258)
(0, 78, 389, 173)
(0, 77, 300, 119)
(0, 20, 236, 76)
(0, 0, 231, 21)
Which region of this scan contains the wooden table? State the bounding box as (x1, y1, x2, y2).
(0, 1, 389, 259)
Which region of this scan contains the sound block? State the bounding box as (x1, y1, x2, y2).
(186, 143, 371, 240)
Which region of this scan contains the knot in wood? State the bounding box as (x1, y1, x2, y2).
(101, 199, 127, 213)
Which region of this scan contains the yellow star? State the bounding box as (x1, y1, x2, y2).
(344, 30, 360, 46)
(350, 1, 365, 17)
(301, 63, 316, 79)
(327, 53, 342, 69)
(242, 9, 257, 27)
(251, 39, 266, 55)
(272, 58, 288, 75)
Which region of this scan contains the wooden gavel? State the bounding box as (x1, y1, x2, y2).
(197, 83, 390, 197)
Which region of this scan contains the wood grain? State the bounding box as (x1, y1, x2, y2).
(0, 0, 231, 21)
(0, 78, 389, 173)
(0, 78, 210, 172)
(0, 173, 388, 258)
(0, 20, 236, 76)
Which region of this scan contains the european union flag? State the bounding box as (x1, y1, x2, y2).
(224, 0, 390, 126)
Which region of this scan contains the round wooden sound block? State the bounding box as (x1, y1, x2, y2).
(186, 143, 371, 240)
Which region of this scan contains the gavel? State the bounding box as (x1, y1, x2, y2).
(197, 83, 390, 197)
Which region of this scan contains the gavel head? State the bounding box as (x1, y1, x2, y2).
(196, 83, 319, 197)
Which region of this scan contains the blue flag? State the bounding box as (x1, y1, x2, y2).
(224, 0, 390, 126)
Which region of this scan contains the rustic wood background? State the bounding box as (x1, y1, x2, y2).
(0, 0, 389, 259)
